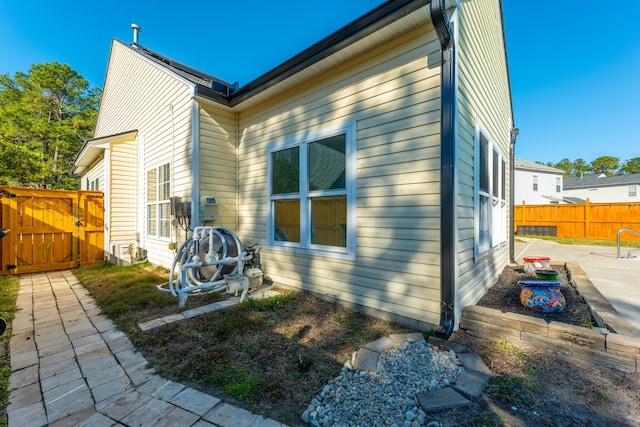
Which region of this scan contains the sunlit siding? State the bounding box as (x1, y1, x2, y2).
(95, 40, 195, 267)
(110, 141, 136, 245)
(198, 106, 238, 230)
(456, 0, 514, 313)
(237, 23, 443, 328)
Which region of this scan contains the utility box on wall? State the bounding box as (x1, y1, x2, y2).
(170, 196, 191, 217)
(200, 196, 219, 222)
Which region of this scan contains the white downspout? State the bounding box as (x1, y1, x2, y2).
(191, 96, 200, 227)
(104, 147, 111, 257)
(235, 112, 240, 232)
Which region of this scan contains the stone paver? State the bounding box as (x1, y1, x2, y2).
(450, 369, 491, 400)
(7, 401, 48, 427)
(120, 397, 175, 426)
(457, 352, 492, 375)
(363, 336, 396, 353)
(417, 387, 471, 413)
(8, 271, 285, 427)
(352, 347, 380, 371)
(203, 402, 260, 427)
(169, 387, 221, 416)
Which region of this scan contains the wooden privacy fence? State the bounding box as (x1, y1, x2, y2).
(0, 187, 104, 275)
(514, 200, 640, 241)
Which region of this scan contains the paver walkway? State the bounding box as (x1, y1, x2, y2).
(7, 270, 286, 427)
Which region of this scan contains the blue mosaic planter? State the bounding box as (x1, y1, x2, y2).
(518, 280, 566, 313)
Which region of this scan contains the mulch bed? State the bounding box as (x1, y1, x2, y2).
(476, 264, 596, 327)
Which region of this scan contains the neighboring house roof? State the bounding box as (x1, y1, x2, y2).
(564, 174, 640, 190)
(514, 158, 565, 174)
(563, 196, 586, 204)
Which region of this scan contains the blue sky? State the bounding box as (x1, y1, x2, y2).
(1, 0, 638, 165)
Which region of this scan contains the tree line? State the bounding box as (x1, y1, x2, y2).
(540, 156, 640, 177)
(2, 62, 638, 188)
(0, 62, 100, 189)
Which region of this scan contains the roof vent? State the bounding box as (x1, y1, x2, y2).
(131, 23, 142, 45)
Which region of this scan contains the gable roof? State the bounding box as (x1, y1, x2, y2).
(514, 158, 565, 175)
(564, 174, 640, 190)
(132, 45, 239, 98)
(117, 0, 433, 109)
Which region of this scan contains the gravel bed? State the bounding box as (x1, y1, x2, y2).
(301, 340, 464, 427)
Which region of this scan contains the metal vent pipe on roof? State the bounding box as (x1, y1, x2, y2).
(131, 23, 141, 44)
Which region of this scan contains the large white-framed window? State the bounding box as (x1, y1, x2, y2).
(146, 162, 171, 239)
(267, 123, 356, 260)
(475, 123, 507, 256)
(629, 185, 637, 197)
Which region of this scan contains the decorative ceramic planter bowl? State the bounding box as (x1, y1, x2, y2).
(523, 256, 551, 273)
(534, 269, 559, 281)
(518, 279, 566, 313)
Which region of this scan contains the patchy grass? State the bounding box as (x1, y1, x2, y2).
(75, 263, 413, 425)
(0, 275, 20, 426)
(515, 235, 640, 247)
(74, 261, 640, 427)
(75, 262, 223, 332)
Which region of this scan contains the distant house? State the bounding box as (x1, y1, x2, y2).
(564, 174, 640, 203)
(514, 158, 565, 204)
(74, 0, 515, 334)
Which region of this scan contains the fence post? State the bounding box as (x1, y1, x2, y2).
(585, 198, 590, 239)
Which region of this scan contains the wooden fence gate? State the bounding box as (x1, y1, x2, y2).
(0, 188, 104, 275)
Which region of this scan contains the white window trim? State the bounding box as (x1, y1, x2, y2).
(629, 185, 637, 197)
(474, 121, 507, 258)
(145, 162, 172, 241)
(266, 122, 356, 261)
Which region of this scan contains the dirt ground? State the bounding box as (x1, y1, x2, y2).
(475, 264, 595, 327)
(437, 264, 640, 427)
(77, 263, 640, 427)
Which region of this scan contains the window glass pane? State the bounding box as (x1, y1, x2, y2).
(309, 135, 346, 191)
(501, 159, 506, 200)
(147, 205, 157, 235)
(147, 170, 157, 202)
(479, 194, 490, 251)
(159, 203, 171, 237)
(533, 175, 538, 192)
(479, 134, 489, 193)
(492, 150, 499, 198)
(274, 199, 300, 243)
(272, 147, 300, 194)
(160, 164, 171, 200)
(311, 195, 347, 247)
(630, 185, 637, 197)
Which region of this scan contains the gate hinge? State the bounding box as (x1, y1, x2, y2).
(5, 265, 16, 270)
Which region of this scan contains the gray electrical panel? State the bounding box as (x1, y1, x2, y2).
(200, 196, 219, 222)
(170, 196, 191, 217)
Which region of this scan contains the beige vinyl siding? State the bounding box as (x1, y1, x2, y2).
(95, 40, 195, 267)
(237, 22, 443, 327)
(198, 105, 238, 230)
(110, 141, 136, 244)
(456, 0, 513, 312)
